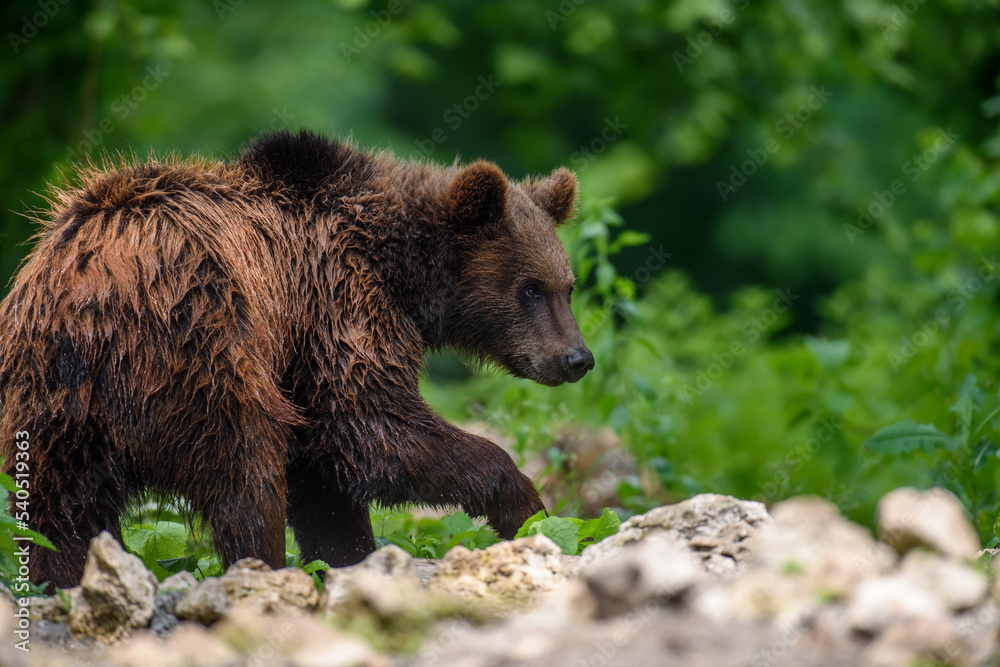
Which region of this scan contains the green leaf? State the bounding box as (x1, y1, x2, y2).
(123, 521, 188, 566)
(441, 511, 474, 535)
(157, 555, 198, 575)
(10, 524, 56, 551)
(863, 420, 958, 455)
(514, 510, 548, 538)
(526, 516, 580, 555)
(804, 337, 851, 369)
(609, 230, 650, 253)
(972, 439, 999, 472)
(969, 392, 1000, 444)
(473, 526, 500, 550)
(577, 508, 622, 552)
(949, 374, 983, 444)
(443, 529, 478, 552)
(0, 470, 17, 495)
(301, 559, 330, 575)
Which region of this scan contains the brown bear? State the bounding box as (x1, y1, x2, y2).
(0, 130, 594, 588)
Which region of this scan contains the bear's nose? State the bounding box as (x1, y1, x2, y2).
(563, 348, 595, 381)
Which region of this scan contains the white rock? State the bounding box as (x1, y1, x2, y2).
(719, 496, 896, 626)
(428, 534, 568, 609)
(878, 487, 981, 559)
(580, 534, 701, 618)
(68, 531, 158, 643)
(847, 574, 949, 634)
(175, 558, 320, 624)
(897, 550, 988, 611)
(580, 494, 771, 575)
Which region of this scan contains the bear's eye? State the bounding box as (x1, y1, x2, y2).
(523, 284, 543, 299)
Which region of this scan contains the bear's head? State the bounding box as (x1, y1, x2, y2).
(446, 162, 594, 386)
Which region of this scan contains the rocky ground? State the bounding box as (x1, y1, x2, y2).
(3, 487, 999, 666)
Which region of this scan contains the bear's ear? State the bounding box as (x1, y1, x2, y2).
(447, 161, 507, 230)
(526, 167, 577, 224)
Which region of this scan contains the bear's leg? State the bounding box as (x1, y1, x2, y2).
(286, 458, 375, 567)
(192, 457, 288, 571)
(201, 484, 287, 571)
(17, 432, 131, 589)
(182, 409, 291, 571)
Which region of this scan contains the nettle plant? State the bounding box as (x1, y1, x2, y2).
(864, 374, 1000, 545)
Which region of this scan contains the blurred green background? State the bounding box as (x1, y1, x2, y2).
(3, 0, 1000, 539)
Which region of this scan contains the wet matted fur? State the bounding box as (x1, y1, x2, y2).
(0, 130, 593, 587)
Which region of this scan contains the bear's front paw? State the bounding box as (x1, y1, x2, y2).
(486, 480, 546, 539)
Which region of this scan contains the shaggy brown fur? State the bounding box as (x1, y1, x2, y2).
(0, 130, 593, 588)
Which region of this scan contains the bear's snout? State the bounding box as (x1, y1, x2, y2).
(562, 346, 595, 382)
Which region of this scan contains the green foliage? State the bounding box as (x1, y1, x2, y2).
(369, 506, 620, 559)
(120, 503, 222, 582)
(370, 507, 501, 558)
(0, 462, 57, 594)
(3, 0, 1000, 592)
(122, 521, 189, 580)
(863, 375, 1000, 540)
(515, 508, 621, 555)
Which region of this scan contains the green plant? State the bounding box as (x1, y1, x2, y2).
(370, 507, 501, 558)
(864, 374, 1000, 544)
(120, 502, 223, 581)
(514, 507, 622, 555)
(0, 461, 56, 594)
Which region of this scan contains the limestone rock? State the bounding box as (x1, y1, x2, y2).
(698, 497, 895, 626)
(580, 534, 702, 618)
(158, 570, 198, 595)
(897, 550, 988, 611)
(580, 493, 771, 575)
(149, 569, 199, 636)
(213, 605, 378, 667)
(175, 558, 320, 625)
(428, 535, 569, 608)
(321, 544, 433, 623)
(323, 544, 420, 611)
(68, 531, 158, 643)
(27, 593, 70, 623)
(878, 487, 981, 559)
(847, 574, 949, 635)
(107, 622, 240, 667)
